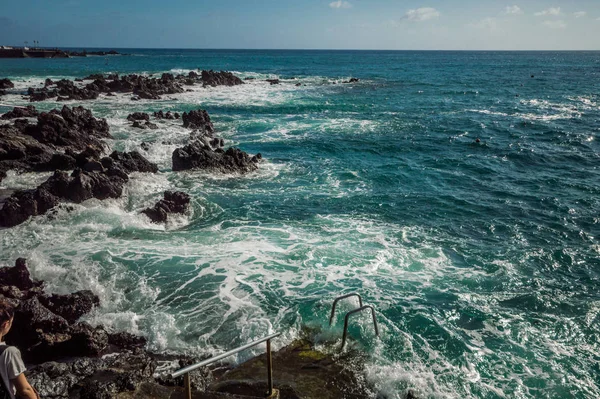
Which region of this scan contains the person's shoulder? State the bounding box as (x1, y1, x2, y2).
(2, 346, 22, 358)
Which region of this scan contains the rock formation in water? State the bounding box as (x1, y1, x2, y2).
(201, 70, 244, 87)
(0, 78, 14, 89)
(0, 105, 39, 119)
(26, 70, 244, 102)
(0, 105, 110, 182)
(153, 110, 180, 119)
(173, 142, 261, 174)
(172, 108, 261, 174)
(142, 191, 191, 223)
(126, 112, 150, 122)
(0, 149, 157, 227)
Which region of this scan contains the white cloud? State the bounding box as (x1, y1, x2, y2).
(573, 11, 586, 18)
(403, 7, 441, 22)
(543, 20, 567, 29)
(535, 7, 561, 17)
(504, 5, 523, 15)
(329, 0, 352, 9)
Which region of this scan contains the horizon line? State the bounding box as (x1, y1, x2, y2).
(2, 45, 600, 52)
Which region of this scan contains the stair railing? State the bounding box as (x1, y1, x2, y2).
(171, 332, 281, 399)
(329, 293, 379, 351)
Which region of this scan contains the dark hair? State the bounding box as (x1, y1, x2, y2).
(0, 301, 15, 324)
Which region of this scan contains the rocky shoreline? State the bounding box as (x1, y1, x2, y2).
(1, 258, 380, 399)
(0, 101, 261, 227)
(0, 70, 380, 398)
(0, 69, 268, 396)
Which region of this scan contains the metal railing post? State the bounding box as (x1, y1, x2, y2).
(329, 293, 363, 326)
(184, 372, 192, 399)
(266, 339, 273, 397)
(340, 305, 379, 351)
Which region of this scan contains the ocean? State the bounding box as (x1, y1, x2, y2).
(0, 49, 599, 398)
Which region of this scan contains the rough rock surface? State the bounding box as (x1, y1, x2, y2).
(0, 78, 14, 89)
(1, 105, 39, 119)
(0, 150, 157, 227)
(153, 110, 180, 119)
(142, 191, 191, 223)
(0, 169, 124, 227)
(182, 109, 214, 133)
(172, 143, 261, 174)
(26, 70, 243, 102)
(102, 150, 159, 174)
(0, 105, 111, 182)
(126, 112, 149, 122)
(172, 109, 261, 174)
(201, 70, 244, 87)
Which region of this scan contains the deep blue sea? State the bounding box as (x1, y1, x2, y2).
(1, 50, 599, 398)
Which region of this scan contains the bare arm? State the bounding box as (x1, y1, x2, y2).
(11, 373, 37, 399)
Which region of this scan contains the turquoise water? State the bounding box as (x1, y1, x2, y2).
(1, 50, 599, 398)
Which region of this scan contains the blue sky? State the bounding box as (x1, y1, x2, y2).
(1, 0, 599, 49)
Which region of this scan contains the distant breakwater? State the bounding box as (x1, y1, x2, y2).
(0, 48, 122, 59)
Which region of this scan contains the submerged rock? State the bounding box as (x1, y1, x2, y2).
(142, 191, 191, 223)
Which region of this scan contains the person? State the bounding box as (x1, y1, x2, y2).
(0, 302, 37, 399)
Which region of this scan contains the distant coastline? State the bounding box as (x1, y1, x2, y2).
(0, 46, 122, 58)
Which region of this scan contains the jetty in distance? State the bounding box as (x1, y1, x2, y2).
(0, 45, 121, 58)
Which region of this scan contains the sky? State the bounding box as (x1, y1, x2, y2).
(1, 0, 600, 50)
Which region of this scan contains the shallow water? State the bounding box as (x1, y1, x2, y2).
(1, 50, 599, 398)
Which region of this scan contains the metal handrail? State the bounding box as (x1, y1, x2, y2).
(340, 305, 379, 351)
(171, 332, 281, 398)
(329, 293, 363, 326)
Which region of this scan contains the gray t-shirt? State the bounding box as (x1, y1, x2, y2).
(0, 343, 26, 399)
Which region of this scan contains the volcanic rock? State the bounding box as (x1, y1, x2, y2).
(0, 78, 14, 89)
(102, 150, 159, 174)
(1, 105, 39, 119)
(181, 109, 214, 133)
(0, 154, 154, 226)
(201, 70, 244, 87)
(0, 258, 36, 291)
(55, 79, 100, 101)
(172, 142, 261, 174)
(22, 105, 110, 150)
(153, 110, 179, 120)
(126, 112, 150, 122)
(39, 291, 100, 324)
(28, 87, 59, 102)
(142, 191, 191, 223)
